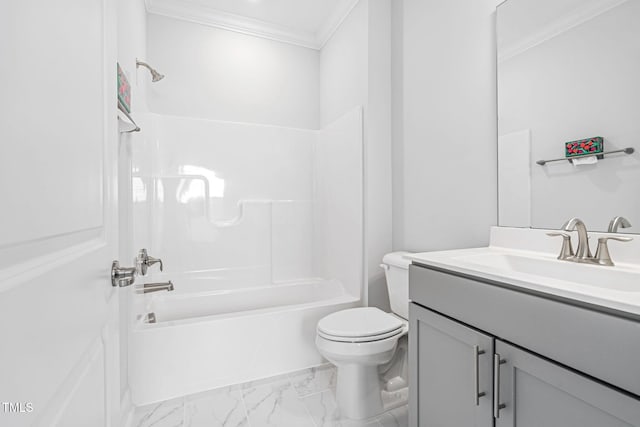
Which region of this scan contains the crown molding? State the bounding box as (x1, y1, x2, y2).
(317, 0, 360, 48)
(145, 0, 360, 50)
(498, 0, 628, 63)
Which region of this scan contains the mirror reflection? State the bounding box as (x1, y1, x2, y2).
(497, 0, 640, 233)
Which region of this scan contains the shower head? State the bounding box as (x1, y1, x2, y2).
(136, 59, 165, 82)
(150, 69, 164, 82)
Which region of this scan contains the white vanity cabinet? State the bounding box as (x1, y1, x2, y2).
(409, 264, 640, 427)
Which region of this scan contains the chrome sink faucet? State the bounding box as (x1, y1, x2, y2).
(608, 216, 631, 233)
(548, 217, 633, 266)
(561, 217, 592, 260)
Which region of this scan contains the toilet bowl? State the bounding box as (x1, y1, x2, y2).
(315, 252, 412, 420)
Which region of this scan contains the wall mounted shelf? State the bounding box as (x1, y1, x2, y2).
(536, 147, 634, 166)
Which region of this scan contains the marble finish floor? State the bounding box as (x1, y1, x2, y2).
(132, 364, 408, 427)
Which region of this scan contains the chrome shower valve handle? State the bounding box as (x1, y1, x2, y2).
(137, 248, 164, 276)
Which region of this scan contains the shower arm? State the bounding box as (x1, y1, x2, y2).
(136, 59, 164, 82)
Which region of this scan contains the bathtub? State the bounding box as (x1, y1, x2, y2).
(129, 278, 359, 405)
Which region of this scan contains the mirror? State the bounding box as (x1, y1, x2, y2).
(497, 0, 640, 233)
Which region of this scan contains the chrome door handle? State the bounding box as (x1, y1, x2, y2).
(111, 260, 136, 287)
(493, 354, 507, 418)
(473, 345, 486, 405)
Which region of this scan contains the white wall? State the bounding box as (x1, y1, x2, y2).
(391, 0, 404, 251)
(366, 0, 393, 310)
(394, 0, 498, 252)
(320, 1, 369, 127)
(320, 0, 393, 310)
(146, 14, 320, 129)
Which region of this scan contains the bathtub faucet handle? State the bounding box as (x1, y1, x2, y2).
(137, 248, 164, 276)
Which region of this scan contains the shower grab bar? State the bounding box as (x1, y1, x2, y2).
(118, 102, 141, 133)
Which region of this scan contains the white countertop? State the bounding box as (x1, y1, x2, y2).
(407, 227, 640, 317)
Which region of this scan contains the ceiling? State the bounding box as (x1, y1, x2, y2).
(145, 0, 359, 49)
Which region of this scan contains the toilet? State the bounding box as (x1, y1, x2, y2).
(315, 252, 412, 420)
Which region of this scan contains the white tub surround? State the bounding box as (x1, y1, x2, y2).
(132, 110, 363, 297)
(130, 110, 364, 405)
(408, 226, 640, 318)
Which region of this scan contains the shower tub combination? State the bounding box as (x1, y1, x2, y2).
(129, 110, 364, 405)
(130, 277, 358, 404)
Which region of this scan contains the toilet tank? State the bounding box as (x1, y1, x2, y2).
(381, 252, 412, 320)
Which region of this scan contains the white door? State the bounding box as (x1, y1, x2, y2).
(0, 0, 120, 426)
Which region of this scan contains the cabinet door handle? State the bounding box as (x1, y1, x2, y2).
(493, 353, 507, 418)
(473, 345, 486, 405)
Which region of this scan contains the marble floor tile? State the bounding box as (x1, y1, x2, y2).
(302, 390, 383, 427)
(302, 389, 341, 426)
(289, 364, 337, 397)
(242, 380, 315, 427)
(378, 405, 408, 427)
(133, 398, 185, 427)
(131, 365, 406, 427)
(184, 387, 248, 427)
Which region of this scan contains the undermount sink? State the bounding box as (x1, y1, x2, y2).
(456, 252, 640, 293)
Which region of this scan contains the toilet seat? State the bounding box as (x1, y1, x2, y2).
(317, 307, 404, 343)
(318, 326, 404, 343)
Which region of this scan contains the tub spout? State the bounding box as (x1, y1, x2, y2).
(141, 281, 174, 294)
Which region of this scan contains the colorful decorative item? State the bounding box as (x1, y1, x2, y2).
(117, 63, 132, 113)
(565, 137, 604, 158)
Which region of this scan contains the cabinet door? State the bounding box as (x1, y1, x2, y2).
(495, 341, 640, 427)
(409, 303, 494, 427)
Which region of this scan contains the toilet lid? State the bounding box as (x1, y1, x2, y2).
(317, 307, 403, 340)
(317, 325, 405, 343)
